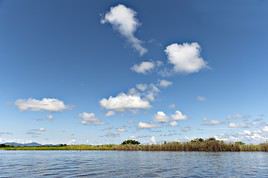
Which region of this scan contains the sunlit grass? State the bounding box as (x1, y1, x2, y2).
(1, 138, 268, 152)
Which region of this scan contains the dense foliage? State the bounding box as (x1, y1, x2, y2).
(1, 138, 268, 152)
(121, 139, 140, 145)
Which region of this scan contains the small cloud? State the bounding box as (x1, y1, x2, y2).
(69, 139, 76, 144)
(79, 112, 102, 125)
(226, 113, 244, 120)
(100, 93, 151, 112)
(117, 128, 126, 133)
(154, 111, 169, 123)
(203, 118, 222, 126)
(171, 110, 187, 121)
(228, 122, 249, 128)
(105, 111, 115, 117)
(138, 122, 156, 129)
(0, 132, 12, 136)
(15, 98, 69, 112)
(47, 114, 53, 120)
(158, 79, 173, 88)
(169, 104, 176, 109)
(101, 4, 147, 55)
(165, 42, 208, 74)
(150, 136, 157, 144)
(181, 126, 191, 132)
(228, 122, 240, 128)
(196, 96, 206, 101)
(170, 121, 177, 127)
(131, 61, 155, 74)
(26, 128, 46, 137)
(262, 126, 268, 132)
(136, 83, 148, 91)
(39, 128, 46, 132)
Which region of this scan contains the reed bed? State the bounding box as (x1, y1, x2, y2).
(1, 139, 268, 152)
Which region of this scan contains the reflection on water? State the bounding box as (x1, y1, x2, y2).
(0, 151, 268, 177)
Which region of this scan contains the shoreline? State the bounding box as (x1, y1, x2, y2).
(1, 140, 268, 152)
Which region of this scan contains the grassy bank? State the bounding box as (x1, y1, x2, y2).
(1, 138, 268, 152)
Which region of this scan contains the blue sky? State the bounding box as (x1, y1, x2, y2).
(0, 0, 268, 144)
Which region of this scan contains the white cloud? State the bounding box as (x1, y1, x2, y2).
(129, 83, 160, 102)
(170, 121, 177, 127)
(131, 61, 155, 74)
(229, 122, 239, 128)
(239, 130, 266, 142)
(262, 126, 268, 132)
(100, 82, 163, 113)
(181, 126, 191, 132)
(171, 110, 187, 121)
(79, 112, 102, 125)
(169, 104, 176, 109)
(136, 83, 148, 91)
(47, 114, 53, 120)
(158, 79, 172, 88)
(154, 111, 169, 122)
(15, 98, 69, 112)
(101, 4, 147, 55)
(165, 42, 207, 74)
(138, 122, 156, 129)
(143, 84, 160, 102)
(100, 93, 151, 111)
(216, 126, 268, 143)
(26, 128, 46, 137)
(228, 122, 250, 129)
(196, 96, 206, 101)
(39, 128, 46, 132)
(150, 136, 157, 144)
(105, 111, 115, 117)
(203, 118, 222, 126)
(226, 113, 244, 120)
(117, 128, 126, 133)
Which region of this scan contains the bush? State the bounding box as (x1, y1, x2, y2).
(121, 139, 140, 145)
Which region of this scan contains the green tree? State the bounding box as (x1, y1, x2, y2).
(121, 139, 140, 145)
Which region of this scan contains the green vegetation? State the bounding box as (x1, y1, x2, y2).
(1, 138, 268, 152)
(121, 139, 140, 145)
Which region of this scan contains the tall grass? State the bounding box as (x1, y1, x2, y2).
(1, 138, 268, 152)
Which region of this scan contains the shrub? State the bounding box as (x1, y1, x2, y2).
(121, 139, 140, 145)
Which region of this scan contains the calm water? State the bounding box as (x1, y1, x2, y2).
(0, 151, 268, 177)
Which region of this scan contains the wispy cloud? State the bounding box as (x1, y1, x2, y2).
(138, 122, 157, 129)
(154, 111, 169, 123)
(79, 112, 102, 125)
(101, 4, 147, 55)
(105, 111, 115, 117)
(15, 98, 69, 112)
(171, 110, 188, 121)
(196, 96, 206, 101)
(131, 61, 155, 74)
(158, 79, 173, 88)
(203, 118, 222, 126)
(26, 128, 46, 137)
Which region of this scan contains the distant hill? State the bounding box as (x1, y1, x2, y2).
(3, 142, 43, 147)
(2, 142, 65, 147)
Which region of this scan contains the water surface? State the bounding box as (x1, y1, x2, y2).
(1, 151, 268, 177)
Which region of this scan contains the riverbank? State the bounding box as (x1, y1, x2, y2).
(1, 139, 268, 151)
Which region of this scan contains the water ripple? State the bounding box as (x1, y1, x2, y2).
(1, 151, 268, 177)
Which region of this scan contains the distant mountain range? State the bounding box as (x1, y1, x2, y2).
(2, 142, 61, 147)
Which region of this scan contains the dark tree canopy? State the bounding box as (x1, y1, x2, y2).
(235, 141, 245, 145)
(207, 137, 216, 141)
(121, 139, 140, 145)
(191, 138, 204, 142)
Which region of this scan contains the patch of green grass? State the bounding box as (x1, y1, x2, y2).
(1, 138, 268, 152)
